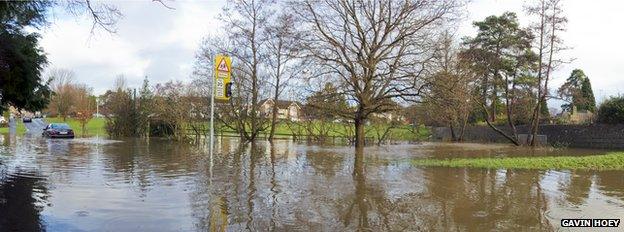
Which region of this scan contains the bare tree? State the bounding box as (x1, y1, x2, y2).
(264, 13, 305, 140)
(47, 69, 76, 121)
(62, 0, 123, 33)
(152, 81, 193, 140)
(526, 0, 567, 146)
(293, 0, 462, 149)
(196, 0, 275, 141)
(423, 33, 478, 142)
(72, 84, 94, 136)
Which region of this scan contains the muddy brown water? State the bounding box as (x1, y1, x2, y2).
(0, 134, 622, 231)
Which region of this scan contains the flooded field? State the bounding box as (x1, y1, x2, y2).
(0, 134, 623, 231)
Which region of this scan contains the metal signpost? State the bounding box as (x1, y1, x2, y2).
(210, 54, 232, 161)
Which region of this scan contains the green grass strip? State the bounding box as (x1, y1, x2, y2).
(46, 117, 106, 136)
(0, 120, 27, 134)
(411, 152, 624, 170)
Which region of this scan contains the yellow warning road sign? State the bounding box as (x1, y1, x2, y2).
(214, 54, 232, 100)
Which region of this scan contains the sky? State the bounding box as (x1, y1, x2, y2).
(39, 0, 624, 108)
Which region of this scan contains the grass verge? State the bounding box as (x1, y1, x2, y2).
(0, 120, 27, 134)
(411, 152, 624, 170)
(46, 117, 106, 137)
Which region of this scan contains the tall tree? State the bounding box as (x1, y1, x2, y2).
(462, 12, 537, 145)
(47, 69, 76, 121)
(137, 76, 153, 137)
(526, 0, 568, 146)
(264, 13, 304, 140)
(72, 84, 94, 136)
(199, 0, 274, 141)
(0, 1, 51, 112)
(558, 69, 596, 113)
(425, 34, 478, 142)
(1, 0, 122, 112)
(580, 77, 596, 112)
(294, 0, 462, 149)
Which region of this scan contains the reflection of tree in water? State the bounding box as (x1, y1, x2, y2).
(594, 171, 624, 200)
(334, 148, 398, 231)
(559, 171, 592, 205)
(186, 139, 600, 231)
(188, 140, 252, 231)
(421, 168, 553, 231)
(35, 139, 93, 182)
(0, 171, 49, 231)
(305, 150, 345, 177)
(345, 148, 371, 230)
(100, 138, 198, 193)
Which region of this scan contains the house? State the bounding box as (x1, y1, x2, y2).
(557, 106, 595, 124)
(259, 99, 303, 121)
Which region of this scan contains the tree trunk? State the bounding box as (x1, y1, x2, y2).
(354, 117, 366, 149)
(268, 100, 279, 140)
(459, 116, 468, 142)
(481, 104, 520, 146)
(449, 123, 457, 141)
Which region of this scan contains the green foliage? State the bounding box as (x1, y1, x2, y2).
(580, 77, 596, 112)
(0, 1, 52, 112)
(597, 96, 624, 124)
(304, 83, 350, 120)
(411, 152, 624, 170)
(0, 120, 26, 134)
(539, 98, 549, 118)
(558, 69, 596, 112)
(462, 12, 537, 125)
(101, 88, 140, 137)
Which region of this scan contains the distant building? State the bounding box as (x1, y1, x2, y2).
(371, 111, 406, 122)
(557, 106, 594, 124)
(259, 99, 303, 121)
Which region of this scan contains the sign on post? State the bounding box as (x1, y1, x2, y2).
(214, 54, 232, 101)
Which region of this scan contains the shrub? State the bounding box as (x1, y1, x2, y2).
(597, 96, 624, 124)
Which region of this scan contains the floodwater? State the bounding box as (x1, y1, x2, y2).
(0, 133, 623, 231)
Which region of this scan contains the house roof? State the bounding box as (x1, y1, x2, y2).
(259, 99, 302, 109)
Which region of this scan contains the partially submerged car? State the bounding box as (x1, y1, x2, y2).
(42, 123, 75, 138)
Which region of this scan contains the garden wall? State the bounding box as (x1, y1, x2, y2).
(432, 124, 624, 149)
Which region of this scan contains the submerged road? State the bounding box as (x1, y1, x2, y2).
(21, 118, 47, 135)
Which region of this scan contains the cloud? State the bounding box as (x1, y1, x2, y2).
(39, 0, 623, 107)
(463, 0, 624, 105)
(39, 1, 224, 94)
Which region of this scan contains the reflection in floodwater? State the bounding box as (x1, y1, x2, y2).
(0, 136, 622, 231)
(0, 171, 49, 231)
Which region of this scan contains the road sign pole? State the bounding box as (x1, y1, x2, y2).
(209, 54, 230, 172)
(209, 60, 215, 166)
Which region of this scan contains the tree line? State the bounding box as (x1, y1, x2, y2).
(3, 0, 623, 149)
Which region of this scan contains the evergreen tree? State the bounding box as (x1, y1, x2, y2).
(557, 69, 597, 113)
(580, 77, 596, 112)
(137, 76, 153, 136)
(0, 1, 52, 112)
(540, 98, 549, 118)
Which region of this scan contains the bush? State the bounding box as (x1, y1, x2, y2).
(597, 97, 624, 124)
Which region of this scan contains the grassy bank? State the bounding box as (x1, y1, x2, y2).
(46, 117, 106, 136)
(221, 121, 430, 141)
(411, 152, 624, 170)
(0, 120, 27, 134)
(36, 117, 428, 140)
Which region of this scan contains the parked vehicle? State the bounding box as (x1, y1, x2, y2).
(22, 117, 32, 123)
(0, 116, 7, 126)
(42, 123, 75, 138)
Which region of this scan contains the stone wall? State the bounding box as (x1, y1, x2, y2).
(433, 124, 624, 149)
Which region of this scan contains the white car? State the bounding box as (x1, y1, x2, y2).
(0, 116, 7, 125)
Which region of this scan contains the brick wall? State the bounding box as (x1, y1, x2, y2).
(433, 124, 624, 149)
